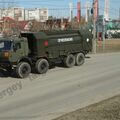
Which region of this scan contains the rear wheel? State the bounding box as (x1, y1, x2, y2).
(63, 54, 75, 68)
(16, 62, 31, 78)
(35, 59, 49, 74)
(75, 53, 85, 66)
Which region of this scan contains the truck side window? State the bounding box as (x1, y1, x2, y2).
(16, 43, 21, 49)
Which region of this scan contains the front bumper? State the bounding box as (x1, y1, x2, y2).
(0, 60, 11, 69)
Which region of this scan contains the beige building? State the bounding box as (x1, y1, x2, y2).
(0, 7, 48, 22)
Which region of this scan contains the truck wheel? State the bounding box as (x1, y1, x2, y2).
(35, 59, 49, 74)
(64, 54, 75, 68)
(75, 53, 85, 66)
(16, 62, 31, 78)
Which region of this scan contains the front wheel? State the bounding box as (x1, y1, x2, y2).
(16, 62, 31, 78)
(35, 59, 49, 74)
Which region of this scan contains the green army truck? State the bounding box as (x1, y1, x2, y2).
(0, 29, 92, 78)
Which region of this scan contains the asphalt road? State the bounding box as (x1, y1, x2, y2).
(0, 53, 120, 120)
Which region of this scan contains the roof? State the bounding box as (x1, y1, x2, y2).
(19, 21, 29, 30)
(2, 17, 15, 22)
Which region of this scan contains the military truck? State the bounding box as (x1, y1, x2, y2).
(0, 29, 92, 78)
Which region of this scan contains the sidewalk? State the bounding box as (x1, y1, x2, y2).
(54, 95, 120, 120)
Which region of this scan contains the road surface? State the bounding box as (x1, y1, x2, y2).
(0, 53, 120, 120)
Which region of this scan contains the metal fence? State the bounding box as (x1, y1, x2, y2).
(97, 39, 120, 53)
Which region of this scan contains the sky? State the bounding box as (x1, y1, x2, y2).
(0, 0, 120, 19)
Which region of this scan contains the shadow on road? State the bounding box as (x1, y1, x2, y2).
(0, 69, 17, 78)
(0, 69, 10, 77)
(85, 56, 91, 59)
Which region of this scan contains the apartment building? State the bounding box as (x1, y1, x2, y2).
(0, 7, 48, 22)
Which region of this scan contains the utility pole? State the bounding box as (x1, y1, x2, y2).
(92, 0, 97, 54)
(69, 2, 73, 22)
(119, 8, 120, 20)
(104, 0, 109, 21)
(103, 0, 109, 50)
(102, 17, 105, 50)
(2, 0, 6, 34)
(77, 0, 81, 23)
(85, 1, 90, 23)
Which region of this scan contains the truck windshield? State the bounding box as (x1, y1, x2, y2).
(0, 41, 12, 51)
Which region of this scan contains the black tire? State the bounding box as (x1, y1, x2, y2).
(75, 53, 85, 66)
(35, 59, 49, 74)
(64, 54, 75, 68)
(16, 62, 31, 78)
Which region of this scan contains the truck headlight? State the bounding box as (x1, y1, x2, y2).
(4, 52, 10, 58)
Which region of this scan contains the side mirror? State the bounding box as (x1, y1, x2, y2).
(13, 45, 17, 52)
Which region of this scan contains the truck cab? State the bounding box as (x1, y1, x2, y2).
(0, 37, 29, 74)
